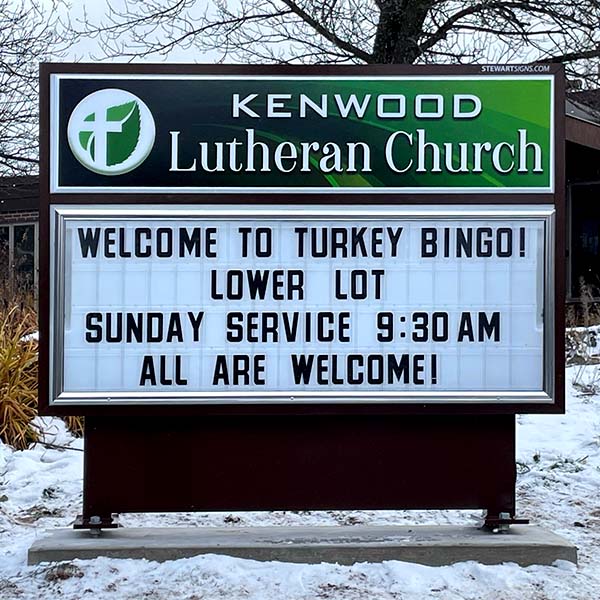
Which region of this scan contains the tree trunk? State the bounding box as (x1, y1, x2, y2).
(372, 0, 434, 63)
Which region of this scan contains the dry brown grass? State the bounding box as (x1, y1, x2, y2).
(61, 416, 84, 438)
(0, 295, 83, 449)
(0, 302, 40, 449)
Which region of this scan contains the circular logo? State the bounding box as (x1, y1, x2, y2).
(67, 89, 155, 176)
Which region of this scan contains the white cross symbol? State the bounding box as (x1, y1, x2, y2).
(81, 110, 123, 169)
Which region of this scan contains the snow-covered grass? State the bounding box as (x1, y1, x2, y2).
(1, 367, 600, 599)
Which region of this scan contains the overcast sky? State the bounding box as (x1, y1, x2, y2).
(46, 0, 222, 64)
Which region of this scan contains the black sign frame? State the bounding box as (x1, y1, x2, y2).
(38, 63, 565, 417)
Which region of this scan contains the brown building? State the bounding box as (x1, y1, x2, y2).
(0, 175, 38, 290)
(566, 91, 600, 300)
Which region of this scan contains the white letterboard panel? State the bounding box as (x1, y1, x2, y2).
(49, 205, 555, 405)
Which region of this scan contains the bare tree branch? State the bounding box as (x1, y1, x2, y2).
(534, 48, 600, 64)
(70, 1, 600, 86)
(0, 152, 39, 165)
(0, 0, 70, 177)
(279, 0, 372, 62)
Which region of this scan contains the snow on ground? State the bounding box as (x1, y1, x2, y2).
(1, 366, 600, 599)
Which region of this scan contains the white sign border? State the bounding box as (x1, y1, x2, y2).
(49, 204, 556, 406)
(49, 74, 555, 195)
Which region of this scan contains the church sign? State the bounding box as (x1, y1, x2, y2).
(40, 64, 563, 416)
(39, 64, 565, 531)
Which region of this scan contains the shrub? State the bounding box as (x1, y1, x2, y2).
(61, 415, 84, 438)
(566, 281, 600, 394)
(566, 281, 600, 364)
(0, 297, 83, 449)
(0, 302, 40, 449)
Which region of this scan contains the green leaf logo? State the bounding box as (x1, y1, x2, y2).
(67, 89, 155, 176)
(106, 100, 141, 166)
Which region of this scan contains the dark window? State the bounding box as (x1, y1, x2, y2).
(0, 226, 9, 286)
(0, 222, 37, 293)
(14, 224, 35, 287)
(570, 184, 600, 298)
(0, 226, 8, 261)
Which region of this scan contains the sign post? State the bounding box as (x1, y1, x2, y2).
(39, 64, 564, 530)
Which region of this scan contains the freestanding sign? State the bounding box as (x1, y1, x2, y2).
(39, 64, 564, 529)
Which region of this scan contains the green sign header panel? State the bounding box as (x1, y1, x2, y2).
(50, 72, 554, 193)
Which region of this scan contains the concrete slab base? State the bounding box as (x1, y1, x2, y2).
(27, 525, 577, 567)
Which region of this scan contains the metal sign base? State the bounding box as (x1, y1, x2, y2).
(79, 414, 518, 530)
